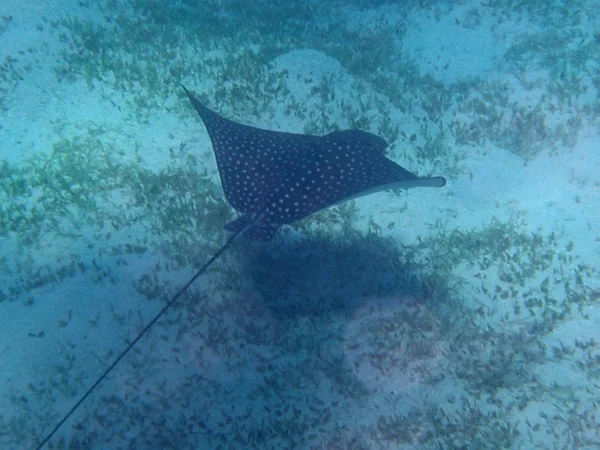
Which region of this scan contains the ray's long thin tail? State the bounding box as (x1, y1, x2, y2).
(35, 226, 247, 450)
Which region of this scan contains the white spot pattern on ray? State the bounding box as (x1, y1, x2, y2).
(184, 88, 446, 241)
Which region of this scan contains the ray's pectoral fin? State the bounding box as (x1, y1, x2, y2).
(398, 175, 447, 189)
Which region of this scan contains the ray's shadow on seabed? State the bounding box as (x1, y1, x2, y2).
(217, 227, 456, 404)
(234, 228, 451, 319)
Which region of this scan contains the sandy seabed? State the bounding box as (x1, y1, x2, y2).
(1, 0, 599, 449)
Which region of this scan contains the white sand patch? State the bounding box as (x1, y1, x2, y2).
(402, 0, 542, 84)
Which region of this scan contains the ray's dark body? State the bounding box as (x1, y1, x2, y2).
(183, 87, 446, 240)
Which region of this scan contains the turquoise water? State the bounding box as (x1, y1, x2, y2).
(1, 1, 599, 449)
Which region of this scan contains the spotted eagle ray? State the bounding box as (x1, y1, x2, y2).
(36, 86, 446, 448)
